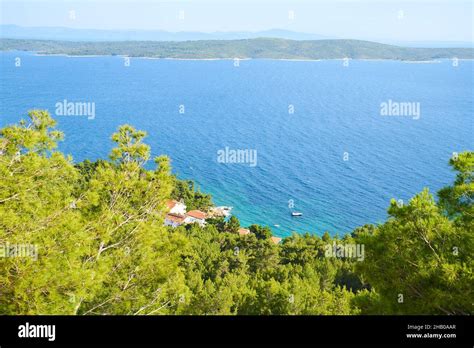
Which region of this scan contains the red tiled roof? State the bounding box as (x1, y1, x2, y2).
(238, 228, 250, 235)
(165, 213, 185, 223)
(186, 210, 207, 220)
(166, 200, 178, 210)
(270, 236, 282, 245)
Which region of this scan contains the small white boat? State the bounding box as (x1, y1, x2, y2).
(291, 212, 303, 217)
(221, 206, 232, 216)
(274, 224, 280, 228)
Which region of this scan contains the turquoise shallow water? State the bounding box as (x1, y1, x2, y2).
(1, 51, 473, 237)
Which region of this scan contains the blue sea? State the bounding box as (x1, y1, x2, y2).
(1, 51, 473, 237)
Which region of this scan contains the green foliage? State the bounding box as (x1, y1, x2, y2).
(355, 184, 473, 314)
(0, 113, 187, 314)
(2, 38, 474, 61)
(226, 216, 240, 234)
(249, 224, 272, 240)
(353, 155, 473, 314)
(1, 111, 90, 314)
(1, 110, 471, 315)
(171, 178, 213, 211)
(438, 151, 473, 227)
(178, 223, 357, 315)
(0, 110, 63, 155)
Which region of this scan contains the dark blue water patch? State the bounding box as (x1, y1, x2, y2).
(1, 51, 472, 237)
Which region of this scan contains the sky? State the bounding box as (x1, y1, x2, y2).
(0, 0, 473, 42)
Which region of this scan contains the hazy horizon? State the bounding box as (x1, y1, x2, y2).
(1, 24, 473, 48)
(1, 0, 473, 44)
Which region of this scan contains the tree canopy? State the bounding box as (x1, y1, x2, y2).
(0, 110, 471, 315)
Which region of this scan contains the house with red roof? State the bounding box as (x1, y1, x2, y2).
(270, 236, 282, 245)
(166, 199, 187, 216)
(164, 213, 186, 228)
(184, 210, 207, 226)
(238, 228, 250, 236)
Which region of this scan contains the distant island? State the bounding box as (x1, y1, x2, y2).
(1, 38, 473, 60)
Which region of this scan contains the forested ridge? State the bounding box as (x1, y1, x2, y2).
(2, 38, 474, 60)
(0, 110, 472, 315)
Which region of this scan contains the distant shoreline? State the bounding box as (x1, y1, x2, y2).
(7, 51, 471, 63)
(2, 38, 473, 61)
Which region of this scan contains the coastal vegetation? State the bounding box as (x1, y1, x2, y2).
(1, 38, 473, 60)
(0, 110, 472, 315)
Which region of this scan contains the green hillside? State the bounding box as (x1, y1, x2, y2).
(2, 38, 473, 60)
